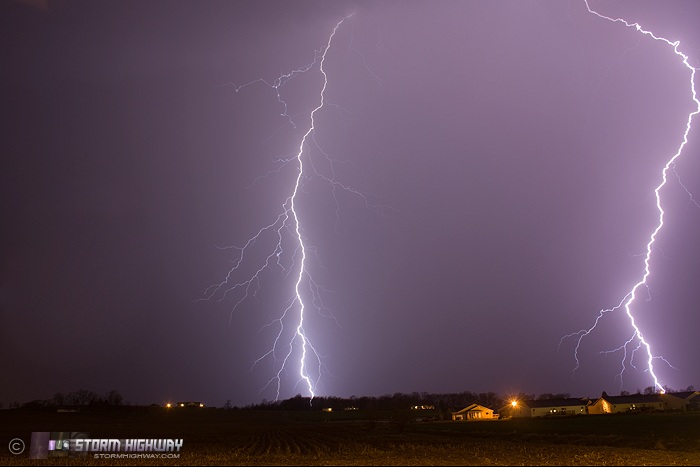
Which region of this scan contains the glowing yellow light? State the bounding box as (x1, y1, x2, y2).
(166, 403, 171, 408)
(511, 401, 518, 407)
(199, 403, 204, 408)
(180, 403, 185, 407)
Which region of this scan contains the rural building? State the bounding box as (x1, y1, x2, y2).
(660, 391, 700, 411)
(587, 393, 663, 414)
(174, 401, 205, 408)
(451, 403, 498, 421)
(507, 398, 589, 418)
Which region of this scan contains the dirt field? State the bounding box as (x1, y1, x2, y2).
(2, 408, 699, 465)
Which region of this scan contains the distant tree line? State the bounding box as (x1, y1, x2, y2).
(240, 391, 520, 412)
(231, 384, 696, 412)
(620, 384, 695, 396)
(7, 389, 125, 409)
(4, 384, 694, 411)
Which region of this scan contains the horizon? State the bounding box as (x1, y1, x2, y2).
(6, 383, 696, 410)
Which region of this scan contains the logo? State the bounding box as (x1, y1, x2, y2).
(9, 438, 25, 455)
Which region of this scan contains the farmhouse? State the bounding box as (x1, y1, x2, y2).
(507, 398, 589, 418)
(587, 393, 663, 414)
(451, 403, 498, 421)
(660, 391, 700, 411)
(174, 401, 205, 408)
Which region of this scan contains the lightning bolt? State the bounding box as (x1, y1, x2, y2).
(561, 1, 700, 393)
(201, 13, 356, 401)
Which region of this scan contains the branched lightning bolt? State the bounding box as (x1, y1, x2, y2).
(200, 14, 358, 401)
(561, 0, 700, 393)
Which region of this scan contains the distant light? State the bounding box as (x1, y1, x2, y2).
(180, 403, 185, 407)
(511, 401, 517, 407)
(166, 403, 171, 408)
(199, 403, 205, 408)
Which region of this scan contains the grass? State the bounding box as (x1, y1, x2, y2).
(1, 408, 699, 465)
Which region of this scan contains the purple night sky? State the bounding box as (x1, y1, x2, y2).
(2, 0, 699, 408)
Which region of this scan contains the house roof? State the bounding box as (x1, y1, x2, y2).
(597, 394, 663, 404)
(664, 391, 700, 400)
(519, 398, 589, 409)
(452, 403, 492, 414)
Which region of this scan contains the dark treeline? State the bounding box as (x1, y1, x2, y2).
(6, 384, 693, 411)
(238, 391, 571, 412)
(7, 389, 125, 409)
(235, 384, 695, 412)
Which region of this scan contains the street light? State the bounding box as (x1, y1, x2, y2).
(510, 400, 518, 417)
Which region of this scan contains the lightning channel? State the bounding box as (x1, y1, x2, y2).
(562, 1, 700, 393)
(201, 13, 355, 401)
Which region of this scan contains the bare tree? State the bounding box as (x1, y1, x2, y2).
(105, 390, 124, 406)
(73, 389, 99, 405)
(52, 392, 66, 406)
